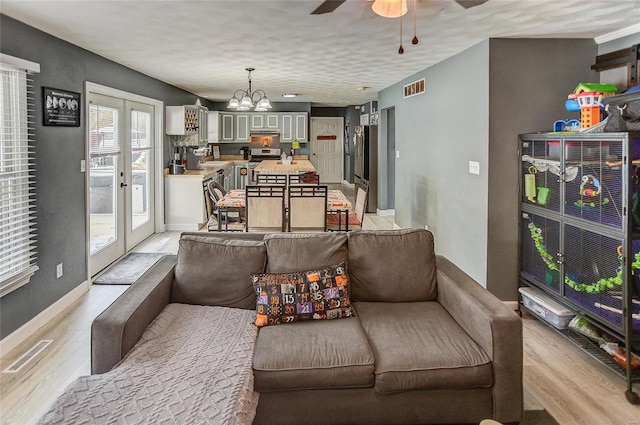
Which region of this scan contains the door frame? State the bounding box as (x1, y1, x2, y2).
(84, 82, 164, 281)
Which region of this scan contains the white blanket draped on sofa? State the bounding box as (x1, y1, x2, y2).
(37, 304, 259, 425)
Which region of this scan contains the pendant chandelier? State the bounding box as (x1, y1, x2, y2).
(227, 67, 272, 112)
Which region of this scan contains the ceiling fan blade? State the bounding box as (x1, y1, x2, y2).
(454, 0, 488, 8)
(311, 0, 347, 15)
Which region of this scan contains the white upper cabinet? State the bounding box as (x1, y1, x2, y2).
(166, 105, 199, 136)
(294, 113, 307, 141)
(221, 113, 234, 141)
(236, 114, 250, 141)
(281, 114, 293, 141)
(207, 111, 219, 143)
(266, 114, 280, 129)
(250, 114, 264, 129)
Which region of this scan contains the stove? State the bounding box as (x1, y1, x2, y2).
(248, 148, 282, 182)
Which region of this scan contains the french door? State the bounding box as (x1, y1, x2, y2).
(88, 93, 156, 276)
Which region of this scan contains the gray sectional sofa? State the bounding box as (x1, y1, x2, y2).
(68, 229, 522, 424)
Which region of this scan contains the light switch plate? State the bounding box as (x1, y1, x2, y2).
(396, 150, 400, 159)
(80, 160, 86, 172)
(469, 161, 480, 175)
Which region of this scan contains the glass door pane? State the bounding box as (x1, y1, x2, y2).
(130, 109, 151, 231)
(89, 103, 121, 256)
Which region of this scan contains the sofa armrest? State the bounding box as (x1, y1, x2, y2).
(435, 256, 522, 424)
(91, 255, 177, 374)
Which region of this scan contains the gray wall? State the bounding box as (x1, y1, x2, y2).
(487, 38, 597, 300)
(378, 38, 597, 299)
(0, 14, 206, 339)
(379, 40, 491, 285)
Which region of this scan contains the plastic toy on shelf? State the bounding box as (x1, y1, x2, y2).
(566, 83, 618, 129)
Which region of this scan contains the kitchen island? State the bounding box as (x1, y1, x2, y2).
(253, 159, 315, 175)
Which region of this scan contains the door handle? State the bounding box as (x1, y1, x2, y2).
(120, 182, 128, 188)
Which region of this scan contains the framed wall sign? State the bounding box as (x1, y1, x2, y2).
(43, 87, 81, 126)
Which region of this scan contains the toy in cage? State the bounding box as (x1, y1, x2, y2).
(574, 174, 610, 208)
(566, 83, 617, 129)
(527, 222, 640, 293)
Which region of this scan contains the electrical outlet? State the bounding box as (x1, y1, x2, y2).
(469, 161, 480, 175)
(80, 160, 86, 172)
(424, 225, 429, 230)
(56, 263, 63, 279)
(396, 150, 400, 159)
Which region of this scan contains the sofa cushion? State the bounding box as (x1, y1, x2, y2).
(264, 233, 348, 273)
(354, 301, 492, 394)
(253, 318, 375, 392)
(171, 235, 266, 309)
(348, 229, 437, 302)
(252, 263, 355, 327)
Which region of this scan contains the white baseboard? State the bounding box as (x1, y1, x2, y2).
(341, 180, 355, 188)
(393, 223, 402, 230)
(0, 280, 90, 357)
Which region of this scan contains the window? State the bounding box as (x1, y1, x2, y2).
(0, 54, 40, 297)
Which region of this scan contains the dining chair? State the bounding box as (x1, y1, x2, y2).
(287, 185, 328, 232)
(327, 179, 368, 231)
(256, 174, 287, 185)
(288, 172, 320, 186)
(245, 185, 286, 232)
(205, 180, 245, 231)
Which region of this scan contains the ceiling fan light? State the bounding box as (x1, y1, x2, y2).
(372, 0, 407, 18)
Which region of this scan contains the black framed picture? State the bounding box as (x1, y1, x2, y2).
(43, 87, 81, 126)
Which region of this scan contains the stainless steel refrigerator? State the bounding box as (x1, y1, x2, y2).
(354, 125, 378, 213)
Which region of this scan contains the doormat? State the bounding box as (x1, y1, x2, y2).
(93, 252, 167, 285)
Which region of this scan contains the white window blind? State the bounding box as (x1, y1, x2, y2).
(0, 57, 39, 297)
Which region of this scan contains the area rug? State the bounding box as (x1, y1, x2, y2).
(93, 252, 167, 285)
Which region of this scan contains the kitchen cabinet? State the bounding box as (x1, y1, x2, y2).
(208, 111, 220, 143)
(236, 114, 250, 141)
(197, 105, 208, 144)
(519, 132, 640, 404)
(295, 113, 307, 141)
(166, 105, 199, 136)
(221, 113, 234, 142)
(251, 113, 280, 130)
(166, 105, 208, 145)
(234, 162, 249, 190)
(281, 113, 308, 142)
(165, 172, 214, 231)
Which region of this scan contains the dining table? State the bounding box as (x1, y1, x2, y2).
(214, 188, 353, 231)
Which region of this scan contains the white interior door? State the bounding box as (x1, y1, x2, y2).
(310, 117, 343, 183)
(88, 95, 156, 276)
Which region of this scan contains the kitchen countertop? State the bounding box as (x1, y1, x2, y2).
(164, 161, 232, 179)
(254, 159, 315, 174)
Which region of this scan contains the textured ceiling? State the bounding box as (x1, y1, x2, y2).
(2, 0, 640, 107)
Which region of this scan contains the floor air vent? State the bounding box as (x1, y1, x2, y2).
(3, 340, 53, 373)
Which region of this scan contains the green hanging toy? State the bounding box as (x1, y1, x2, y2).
(527, 222, 640, 293)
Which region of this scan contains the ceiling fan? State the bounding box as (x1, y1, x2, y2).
(310, 0, 488, 15)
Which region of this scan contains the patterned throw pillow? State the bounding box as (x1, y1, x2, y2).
(252, 263, 355, 327)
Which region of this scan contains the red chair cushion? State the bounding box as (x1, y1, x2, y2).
(327, 213, 361, 226)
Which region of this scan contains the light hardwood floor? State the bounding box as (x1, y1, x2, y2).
(1, 203, 639, 424)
